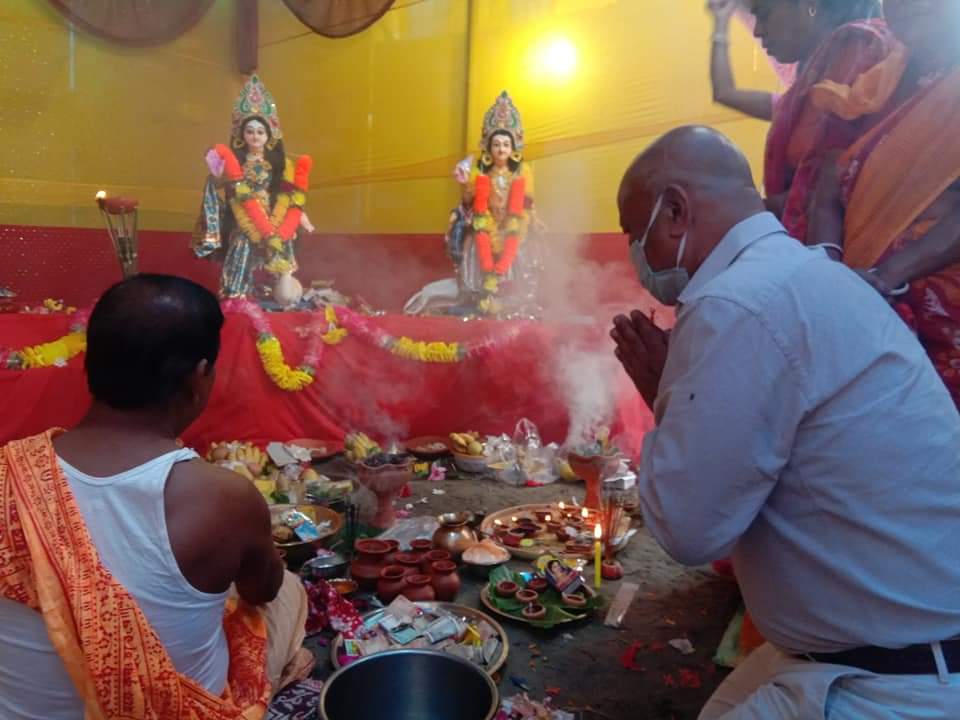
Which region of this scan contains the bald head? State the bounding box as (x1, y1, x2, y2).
(618, 126, 765, 283)
(618, 126, 755, 214)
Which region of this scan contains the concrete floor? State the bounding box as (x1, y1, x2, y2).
(308, 469, 740, 720)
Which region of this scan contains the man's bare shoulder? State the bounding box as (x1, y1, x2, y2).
(167, 459, 268, 520)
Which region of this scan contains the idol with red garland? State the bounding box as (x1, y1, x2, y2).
(447, 91, 543, 317)
(192, 74, 314, 302)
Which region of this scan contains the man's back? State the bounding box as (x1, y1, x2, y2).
(0, 448, 230, 720)
(641, 213, 960, 654)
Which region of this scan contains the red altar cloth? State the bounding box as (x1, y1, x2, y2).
(0, 311, 653, 456)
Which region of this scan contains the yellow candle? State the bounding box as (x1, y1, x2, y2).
(594, 522, 603, 588)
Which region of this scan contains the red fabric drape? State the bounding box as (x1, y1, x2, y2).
(0, 311, 653, 458)
(48, 0, 215, 47)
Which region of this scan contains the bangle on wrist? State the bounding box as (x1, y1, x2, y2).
(868, 268, 910, 296)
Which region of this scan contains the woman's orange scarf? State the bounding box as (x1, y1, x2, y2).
(812, 51, 960, 268)
(0, 430, 270, 720)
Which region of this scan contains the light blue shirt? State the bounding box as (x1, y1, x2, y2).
(638, 212, 960, 654)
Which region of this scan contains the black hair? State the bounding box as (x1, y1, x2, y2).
(478, 130, 521, 174)
(85, 274, 224, 410)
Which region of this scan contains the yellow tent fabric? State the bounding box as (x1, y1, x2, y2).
(0, 0, 779, 234)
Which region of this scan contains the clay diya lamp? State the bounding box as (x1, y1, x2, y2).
(505, 528, 526, 546)
(376, 565, 408, 603)
(495, 580, 519, 598)
(349, 538, 391, 591)
(515, 589, 539, 604)
(516, 522, 539, 538)
(545, 521, 564, 535)
(561, 592, 588, 609)
(394, 552, 422, 576)
(430, 560, 461, 601)
(522, 603, 547, 621)
(526, 577, 549, 594)
(409, 538, 433, 558)
(602, 559, 624, 580)
(567, 452, 621, 510)
(400, 574, 436, 602)
(533, 510, 551, 522)
(420, 549, 452, 575)
(382, 538, 401, 565)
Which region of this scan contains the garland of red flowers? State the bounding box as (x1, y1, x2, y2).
(214, 143, 311, 249)
(472, 173, 526, 277)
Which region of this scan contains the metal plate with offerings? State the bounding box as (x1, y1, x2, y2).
(479, 502, 632, 561)
(331, 598, 509, 676)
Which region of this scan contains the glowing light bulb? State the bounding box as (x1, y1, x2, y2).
(539, 36, 578, 77)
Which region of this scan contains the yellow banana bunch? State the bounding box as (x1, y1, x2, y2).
(206, 441, 267, 479)
(450, 432, 484, 456)
(344, 431, 380, 462)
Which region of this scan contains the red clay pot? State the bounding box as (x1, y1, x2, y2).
(495, 580, 519, 598)
(522, 603, 547, 621)
(377, 565, 408, 603)
(394, 552, 422, 576)
(430, 560, 461, 601)
(400, 574, 436, 602)
(350, 539, 390, 591)
(421, 549, 452, 575)
(382, 538, 401, 566)
(409, 538, 433, 557)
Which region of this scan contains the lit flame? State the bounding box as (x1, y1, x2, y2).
(581, 507, 589, 519)
(594, 523, 602, 540)
(545, 514, 552, 522)
(558, 501, 565, 511)
(511, 516, 518, 523)
(494, 519, 502, 526)
(95, 190, 106, 200)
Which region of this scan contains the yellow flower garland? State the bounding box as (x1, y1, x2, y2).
(254, 336, 314, 391)
(390, 337, 461, 363)
(20, 332, 86, 369)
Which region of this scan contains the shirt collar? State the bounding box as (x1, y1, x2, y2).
(678, 212, 786, 304)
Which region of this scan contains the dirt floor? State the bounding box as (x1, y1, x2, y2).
(306, 466, 741, 720)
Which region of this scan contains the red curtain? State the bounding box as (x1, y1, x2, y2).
(48, 0, 215, 47)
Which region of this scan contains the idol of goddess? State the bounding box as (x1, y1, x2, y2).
(192, 74, 314, 302)
(448, 91, 542, 316)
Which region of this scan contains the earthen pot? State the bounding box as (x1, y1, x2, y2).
(382, 539, 401, 566)
(522, 603, 547, 621)
(377, 565, 408, 603)
(421, 549, 452, 575)
(430, 560, 461, 601)
(503, 533, 522, 548)
(495, 580, 519, 598)
(515, 589, 539, 604)
(534, 510, 551, 522)
(526, 577, 549, 594)
(350, 539, 390, 591)
(545, 521, 564, 535)
(602, 560, 624, 580)
(401, 574, 436, 602)
(409, 538, 433, 557)
(561, 592, 587, 609)
(394, 552, 422, 576)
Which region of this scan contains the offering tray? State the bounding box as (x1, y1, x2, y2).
(331, 601, 509, 676)
(479, 579, 598, 629)
(480, 503, 632, 561)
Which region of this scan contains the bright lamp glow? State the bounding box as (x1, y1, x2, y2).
(538, 36, 578, 78)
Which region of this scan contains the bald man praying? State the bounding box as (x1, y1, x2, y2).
(613, 127, 960, 718)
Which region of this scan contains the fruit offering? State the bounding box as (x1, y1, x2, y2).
(450, 432, 485, 457)
(207, 441, 268, 480)
(344, 432, 381, 463)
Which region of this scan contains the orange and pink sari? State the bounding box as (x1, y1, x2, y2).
(0, 430, 271, 720)
(764, 19, 897, 243)
(817, 53, 960, 405)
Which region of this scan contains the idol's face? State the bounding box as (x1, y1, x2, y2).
(489, 133, 514, 167)
(243, 119, 269, 153)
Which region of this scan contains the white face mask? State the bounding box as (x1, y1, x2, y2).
(629, 194, 689, 306)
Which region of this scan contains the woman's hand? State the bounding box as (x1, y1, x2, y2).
(707, 0, 738, 29)
(299, 212, 315, 234)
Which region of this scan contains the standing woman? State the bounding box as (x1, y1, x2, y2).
(708, 0, 894, 242)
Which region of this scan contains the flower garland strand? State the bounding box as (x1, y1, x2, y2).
(0, 305, 91, 370)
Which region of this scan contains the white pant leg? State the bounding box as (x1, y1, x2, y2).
(700, 643, 960, 720)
